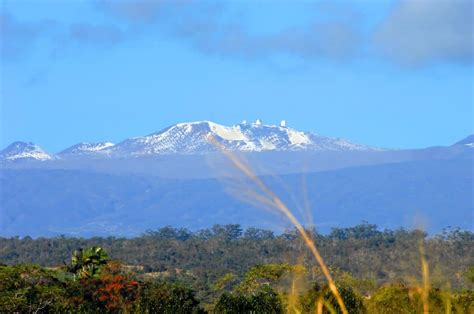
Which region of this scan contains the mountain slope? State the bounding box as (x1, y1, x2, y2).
(0, 142, 53, 162)
(453, 134, 474, 147)
(1, 158, 471, 237)
(58, 142, 115, 157)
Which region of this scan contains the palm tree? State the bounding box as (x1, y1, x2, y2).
(68, 246, 109, 280)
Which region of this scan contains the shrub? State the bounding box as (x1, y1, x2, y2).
(299, 282, 366, 313)
(214, 286, 283, 313)
(140, 281, 203, 313)
(453, 290, 474, 313)
(0, 264, 69, 312)
(367, 284, 453, 314)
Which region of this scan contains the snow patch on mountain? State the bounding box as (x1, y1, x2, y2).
(106, 120, 377, 156)
(0, 142, 53, 161)
(59, 142, 115, 156)
(207, 122, 248, 141)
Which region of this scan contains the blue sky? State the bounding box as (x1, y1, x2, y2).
(1, 0, 473, 152)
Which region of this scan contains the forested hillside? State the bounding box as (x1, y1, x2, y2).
(1, 223, 473, 312)
(2, 224, 472, 290)
(2, 157, 472, 236)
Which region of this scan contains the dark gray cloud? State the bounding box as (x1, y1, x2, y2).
(374, 0, 473, 66)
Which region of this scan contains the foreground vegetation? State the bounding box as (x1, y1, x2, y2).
(1, 224, 473, 312)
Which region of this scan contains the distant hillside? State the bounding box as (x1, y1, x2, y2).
(1, 158, 472, 237)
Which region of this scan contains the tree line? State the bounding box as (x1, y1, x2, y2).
(0, 223, 473, 312)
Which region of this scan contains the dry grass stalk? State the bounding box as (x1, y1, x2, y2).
(419, 239, 430, 314)
(209, 136, 348, 314)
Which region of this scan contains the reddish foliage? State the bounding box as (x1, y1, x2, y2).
(82, 262, 142, 311)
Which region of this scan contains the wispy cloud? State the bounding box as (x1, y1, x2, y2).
(174, 19, 360, 61)
(69, 23, 124, 47)
(0, 12, 125, 60)
(0, 13, 55, 60)
(373, 0, 473, 66)
(97, 0, 362, 61)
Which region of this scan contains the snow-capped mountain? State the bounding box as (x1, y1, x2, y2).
(453, 135, 474, 148)
(59, 142, 115, 156)
(0, 142, 53, 161)
(106, 120, 376, 156)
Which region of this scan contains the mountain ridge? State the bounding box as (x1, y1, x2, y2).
(1, 121, 472, 162)
(0, 120, 378, 161)
(107, 120, 377, 157)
